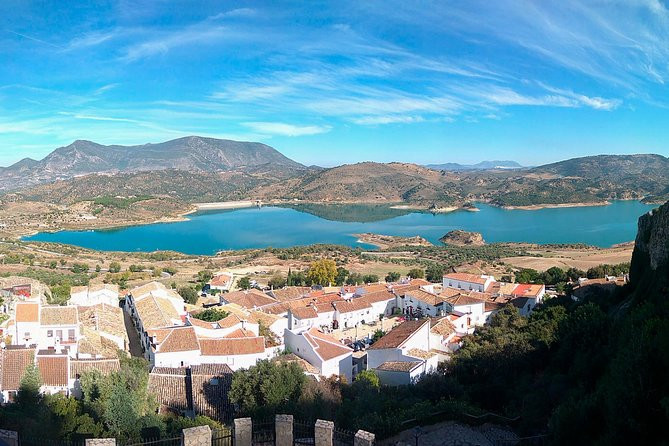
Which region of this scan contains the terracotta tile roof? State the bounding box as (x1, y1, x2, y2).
(149, 365, 233, 420)
(247, 310, 281, 327)
(430, 317, 455, 337)
(224, 289, 277, 309)
(187, 315, 218, 329)
(361, 290, 396, 304)
(390, 279, 431, 295)
(190, 364, 233, 420)
(70, 358, 120, 378)
(291, 306, 319, 320)
(135, 293, 180, 329)
(273, 353, 320, 374)
(78, 326, 122, 358)
(484, 301, 506, 312)
(444, 294, 486, 307)
(15, 302, 39, 323)
(269, 287, 311, 302)
(376, 361, 422, 372)
(224, 328, 256, 338)
(156, 327, 200, 353)
(148, 367, 189, 413)
(357, 283, 389, 294)
(1, 347, 35, 390)
(438, 287, 462, 298)
(40, 306, 78, 326)
(199, 337, 265, 356)
(512, 284, 545, 298)
(443, 273, 489, 285)
(303, 328, 352, 361)
(131, 281, 169, 298)
(217, 313, 243, 329)
(210, 273, 232, 287)
(36, 355, 68, 387)
(332, 298, 372, 314)
(488, 282, 518, 296)
(78, 303, 128, 339)
(404, 289, 448, 306)
(407, 348, 436, 359)
(368, 320, 428, 350)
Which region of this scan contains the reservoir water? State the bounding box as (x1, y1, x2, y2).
(23, 201, 657, 255)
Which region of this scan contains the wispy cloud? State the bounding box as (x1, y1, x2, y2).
(352, 115, 425, 125)
(242, 122, 331, 136)
(5, 29, 64, 49)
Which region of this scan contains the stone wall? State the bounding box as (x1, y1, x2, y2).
(182, 425, 212, 446)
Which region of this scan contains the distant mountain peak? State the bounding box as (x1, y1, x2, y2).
(425, 160, 524, 171)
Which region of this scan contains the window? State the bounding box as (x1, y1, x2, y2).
(209, 378, 219, 386)
(68, 329, 75, 341)
(47, 330, 53, 337)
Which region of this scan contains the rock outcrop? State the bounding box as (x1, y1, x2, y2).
(630, 200, 669, 297)
(440, 230, 485, 246)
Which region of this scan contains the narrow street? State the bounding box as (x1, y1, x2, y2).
(122, 308, 144, 358)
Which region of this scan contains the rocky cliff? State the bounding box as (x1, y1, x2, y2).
(630, 199, 669, 297)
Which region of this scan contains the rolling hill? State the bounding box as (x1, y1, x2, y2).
(2, 137, 667, 209)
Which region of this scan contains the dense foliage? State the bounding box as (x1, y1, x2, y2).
(191, 308, 230, 322)
(0, 357, 221, 442)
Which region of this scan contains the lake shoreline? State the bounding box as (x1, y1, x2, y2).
(499, 201, 610, 210)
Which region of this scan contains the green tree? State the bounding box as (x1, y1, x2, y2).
(334, 267, 349, 286)
(70, 263, 89, 273)
(229, 360, 306, 416)
(425, 264, 445, 282)
(407, 268, 424, 279)
(346, 272, 363, 285)
(191, 308, 229, 322)
(108, 262, 121, 273)
(197, 270, 213, 283)
(385, 271, 401, 282)
(238, 276, 251, 290)
(268, 272, 286, 289)
(362, 274, 379, 284)
(353, 370, 380, 391)
(16, 363, 42, 408)
(306, 259, 337, 286)
(178, 286, 198, 304)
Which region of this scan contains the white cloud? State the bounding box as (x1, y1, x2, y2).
(352, 115, 424, 125)
(242, 122, 332, 136)
(209, 8, 256, 20)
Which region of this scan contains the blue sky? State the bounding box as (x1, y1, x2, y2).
(1, 0, 668, 167)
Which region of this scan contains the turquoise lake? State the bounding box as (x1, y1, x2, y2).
(23, 201, 658, 255)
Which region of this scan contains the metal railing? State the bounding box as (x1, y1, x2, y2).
(211, 428, 233, 446)
(293, 419, 315, 446)
(121, 437, 181, 446)
(251, 418, 276, 446)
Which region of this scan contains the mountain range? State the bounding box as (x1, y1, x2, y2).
(425, 160, 524, 171)
(2, 136, 668, 208)
(0, 136, 307, 192)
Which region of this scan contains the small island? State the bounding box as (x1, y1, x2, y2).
(356, 233, 433, 249)
(440, 230, 486, 246)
